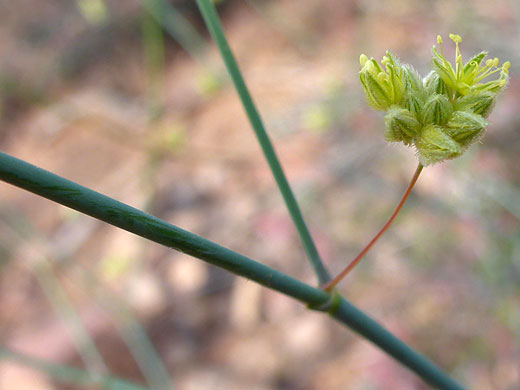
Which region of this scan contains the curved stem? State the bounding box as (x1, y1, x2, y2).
(324, 163, 424, 291)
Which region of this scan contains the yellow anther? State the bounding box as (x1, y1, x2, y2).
(365, 60, 376, 74)
(437, 35, 443, 44)
(449, 34, 462, 43)
(360, 54, 369, 67)
(493, 58, 499, 67)
(503, 61, 511, 71)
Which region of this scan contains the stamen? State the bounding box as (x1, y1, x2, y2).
(449, 34, 463, 79)
(449, 34, 462, 43)
(474, 67, 502, 83)
(360, 54, 369, 67)
(437, 35, 445, 57)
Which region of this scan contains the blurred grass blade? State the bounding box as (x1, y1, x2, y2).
(0, 347, 150, 390)
(477, 177, 520, 220)
(0, 151, 465, 390)
(117, 313, 172, 390)
(1, 203, 174, 390)
(82, 268, 174, 390)
(33, 259, 109, 376)
(195, 0, 331, 285)
(142, 7, 166, 119)
(141, 0, 207, 63)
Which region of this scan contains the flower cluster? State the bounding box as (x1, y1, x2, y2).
(359, 34, 510, 165)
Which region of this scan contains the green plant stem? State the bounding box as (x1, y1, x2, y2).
(324, 163, 424, 291)
(194, 0, 331, 286)
(0, 151, 464, 390)
(0, 346, 150, 390)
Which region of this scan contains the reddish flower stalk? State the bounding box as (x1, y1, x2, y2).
(323, 163, 424, 292)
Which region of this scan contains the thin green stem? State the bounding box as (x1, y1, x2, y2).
(0, 152, 464, 390)
(194, 0, 331, 285)
(324, 163, 423, 291)
(0, 346, 150, 390)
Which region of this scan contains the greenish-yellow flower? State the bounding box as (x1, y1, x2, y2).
(358, 34, 510, 166)
(432, 34, 509, 98)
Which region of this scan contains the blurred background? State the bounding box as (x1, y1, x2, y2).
(1, 0, 520, 389)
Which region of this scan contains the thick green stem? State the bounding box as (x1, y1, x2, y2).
(195, 0, 331, 285)
(0, 151, 464, 390)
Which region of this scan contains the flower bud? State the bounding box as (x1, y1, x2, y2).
(359, 53, 404, 111)
(384, 106, 421, 145)
(424, 71, 452, 97)
(402, 65, 426, 96)
(445, 111, 487, 146)
(415, 124, 462, 166)
(359, 70, 391, 111)
(402, 66, 427, 118)
(403, 94, 424, 119)
(422, 94, 453, 125)
(454, 93, 495, 118)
